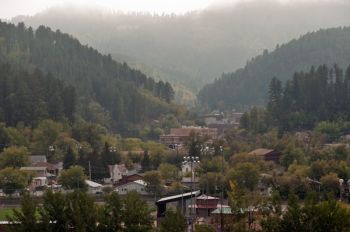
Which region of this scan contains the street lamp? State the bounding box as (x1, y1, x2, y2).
(109, 146, 117, 153)
(183, 155, 200, 232)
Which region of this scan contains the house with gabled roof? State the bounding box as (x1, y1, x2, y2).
(115, 180, 148, 195)
(248, 148, 281, 163)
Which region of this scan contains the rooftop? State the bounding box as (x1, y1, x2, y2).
(115, 179, 147, 188)
(249, 148, 274, 156)
(33, 162, 59, 170)
(211, 206, 233, 215)
(196, 194, 219, 200)
(156, 190, 200, 204)
(85, 180, 102, 188)
(20, 166, 47, 171)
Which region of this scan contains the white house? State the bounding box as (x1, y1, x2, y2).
(108, 164, 128, 183)
(115, 180, 148, 195)
(85, 180, 103, 194)
(32, 177, 48, 187)
(181, 162, 199, 174)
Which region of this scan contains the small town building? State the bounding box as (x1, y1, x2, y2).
(20, 166, 48, 177)
(85, 180, 103, 194)
(32, 162, 62, 177)
(160, 127, 218, 148)
(202, 112, 244, 135)
(29, 155, 47, 165)
(116, 173, 144, 186)
(108, 164, 128, 183)
(210, 206, 235, 230)
(192, 195, 220, 218)
(115, 180, 148, 195)
(156, 190, 201, 220)
(181, 162, 200, 174)
(248, 148, 281, 163)
(32, 177, 48, 187)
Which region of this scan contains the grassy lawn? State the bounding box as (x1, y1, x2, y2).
(0, 207, 16, 220)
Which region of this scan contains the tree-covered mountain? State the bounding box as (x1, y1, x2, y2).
(267, 65, 350, 131)
(0, 62, 76, 127)
(12, 0, 350, 95)
(198, 27, 350, 110)
(0, 21, 179, 134)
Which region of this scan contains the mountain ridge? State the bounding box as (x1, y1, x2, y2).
(12, 0, 350, 96)
(0, 20, 179, 134)
(198, 26, 350, 110)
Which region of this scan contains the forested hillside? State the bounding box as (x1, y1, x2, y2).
(0, 62, 76, 127)
(0, 21, 180, 134)
(241, 65, 350, 134)
(198, 27, 350, 110)
(268, 65, 350, 131)
(12, 0, 350, 94)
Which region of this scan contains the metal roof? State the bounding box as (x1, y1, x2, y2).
(249, 148, 274, 156)
(156, 190, 200, 204)
(196, 194, 219, 200)
(211, 207, 233, 215)
(85, 180, 102, 188)
(20, 166, 47, 171)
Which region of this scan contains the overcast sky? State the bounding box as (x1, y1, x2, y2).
(0, 0, 340, 19)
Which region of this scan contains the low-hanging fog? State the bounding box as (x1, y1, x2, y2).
(10, 0, 350, 103)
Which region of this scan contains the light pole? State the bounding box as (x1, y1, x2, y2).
(220, 146, 224, 232)
(183, 155, 200, 232)
(109, 146, 117, 153)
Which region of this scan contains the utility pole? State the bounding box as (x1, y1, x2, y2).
(183, 156, 200, 232)
(190, 159, 193, 232)
(89, 160, 92, 180)
(220, 146, 224, 232)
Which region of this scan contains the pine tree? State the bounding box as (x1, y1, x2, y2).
(7, 192, 38, 232)
(40, 190, 69, 232)
(98, 192, 123, 232)
(267, 77, 283, 126)
(141, 150, 151, 172)
(159, 209, 186, 232)
(122, 191, 153, 232)
(63, 146, 76, 169)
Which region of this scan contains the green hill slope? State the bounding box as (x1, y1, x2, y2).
(198, 27, 350, 110)
(0, 21, 179, 134)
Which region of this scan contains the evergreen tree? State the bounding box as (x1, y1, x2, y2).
(267, 77, 283, 126)
(141, 150, 151, 172)
(63, 146, 76, 169)
(65, 191, 98, 232)
(159, 209, 186, 232)
(122, 191, 153, 232)
(98, 192, 123, 232)
(40, 190, 69, 232)
(7, 192, 38, 232)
